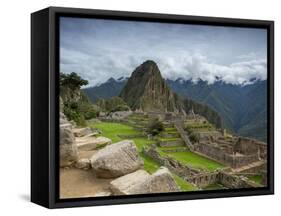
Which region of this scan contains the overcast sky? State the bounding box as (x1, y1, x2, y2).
(60, 17, 267, 87)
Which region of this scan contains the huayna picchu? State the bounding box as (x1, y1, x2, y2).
(120, 60, 185, 113)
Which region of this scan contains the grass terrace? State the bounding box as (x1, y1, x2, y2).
(158, 148, 225, 172)
(172, 174, 198, 191)
(89, 121, 198, 191)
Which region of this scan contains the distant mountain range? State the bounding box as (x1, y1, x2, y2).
(166, 79, 267, 141)
(83, 77, 128, 102)
(83, 63, 267, 142)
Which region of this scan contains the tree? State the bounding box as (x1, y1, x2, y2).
(60, 72, 88, 90)
(189, 132, 200, 143)
(147, 118, 164, 136)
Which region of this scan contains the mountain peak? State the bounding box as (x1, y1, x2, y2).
(142, 60, 157, 66)
(120, 60, 184, 113)
(106, 77, 116, 83)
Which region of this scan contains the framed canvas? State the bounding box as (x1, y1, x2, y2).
(31, 6, 274, 208)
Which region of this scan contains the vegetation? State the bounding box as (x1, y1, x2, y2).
(172, 174, 198, 191)
(189, 132, 200, 143)
(248, 175, 263, 185)
(90, 122, 160, 174)
(147, 118, 164, 136)
(203, 183, 226, 190)
(183, 98, 222, 129)
(90, 122, 199, 191)
(96, 97, 130, 113)
(60, 72, 88, 90)
(60, 72, 99, 126)
(158, 150, 225, 172)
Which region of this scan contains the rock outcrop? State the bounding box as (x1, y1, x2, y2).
(110, 167, 180, 195)
(120, 60, 185, 113)
(75, 158, 91, 170)
(76, 136, 112, 151)
(73, 127, 93, 137)
(60, 112, 78, 167)
(90, 140, 144, 178)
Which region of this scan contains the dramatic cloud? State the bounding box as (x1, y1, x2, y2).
(60, 17, 267, 86)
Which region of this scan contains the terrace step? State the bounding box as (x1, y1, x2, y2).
(159, 139, 184, 147)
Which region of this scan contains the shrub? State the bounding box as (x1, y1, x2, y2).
(185, 126, 193, 134)
(60, 72, 88, 90)
(189, 132, 200, 143)
(63, 106, 86, 126)
(147, 118, 164, 136)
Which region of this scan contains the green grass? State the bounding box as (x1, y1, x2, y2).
(165, 127, 177, 132)
(139, 152, 160, 174)
(248, 175, 263, 185)
(90, 121, 222, 189)
(158, 150, 225, 172)
(91, 122, 139, 143)
(91, 122, 157, 173)
(172, 174, 198, 191)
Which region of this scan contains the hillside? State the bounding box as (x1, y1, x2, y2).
(83, 77, 127, 103)
(167, 79, 267, 141)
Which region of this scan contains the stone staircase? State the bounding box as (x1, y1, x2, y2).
(174, 121, 194, 150)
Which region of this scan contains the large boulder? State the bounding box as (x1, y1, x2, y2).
(73, 127, 93, 137)
(90, 140, 143, 178)
(110, 170, 150, 195)
(110, 167, 180, 195)
(76, 136, 112, 151)
(60, 113, 78, 167)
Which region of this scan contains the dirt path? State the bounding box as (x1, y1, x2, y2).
(60, 148, 113, 199)
(60, 168, 113, 199)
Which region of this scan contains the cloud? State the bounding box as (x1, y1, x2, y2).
(60, 17, 267, 86)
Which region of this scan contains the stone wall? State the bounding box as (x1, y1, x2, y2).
(218, 171, 259, 189)
(159, 140, 184, 147)
(143, 146, 261, 189)
(194, 142, 259, 168)
(161, 147, 188, 153)
(188, 172, 219, 188)
(174, 122, 193, 150)
(186, 170, 260, 189)
(143, 146, 200, 179)
(234, 137, 267, 159)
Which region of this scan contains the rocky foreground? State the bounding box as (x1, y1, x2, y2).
(59, 112, 179, 198)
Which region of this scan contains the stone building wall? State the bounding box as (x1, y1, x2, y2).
(159, 140, 184, 147)
(234, 137, 267, 159)
(194, 142, 233, 166)
(218, 171, 259, 189)
(194, 142, 259, 168)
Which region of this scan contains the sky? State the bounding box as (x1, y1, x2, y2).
(60, 17, 267, 87)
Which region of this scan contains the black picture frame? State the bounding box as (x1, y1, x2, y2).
(31, 6, 274, 209)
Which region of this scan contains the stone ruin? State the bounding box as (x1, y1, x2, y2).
(143, 145, 263, 190)
(193, 135, 267, 169)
